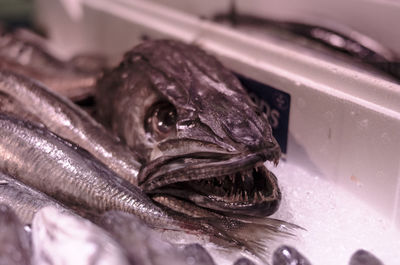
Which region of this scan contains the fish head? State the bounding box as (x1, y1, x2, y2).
(96, 40, 281, 217)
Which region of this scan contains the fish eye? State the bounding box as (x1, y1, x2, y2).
(145, 101, 177, 140)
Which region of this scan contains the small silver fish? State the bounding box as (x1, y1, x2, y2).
(0, 28, 104, 100)
(32, 206, 130, 265)
(0, 114, 180, 229)
(0, 91, 43, 125)
(0, 172, 70, 225)
(0, 204, 31, 265)
(0, 70, 141, 184)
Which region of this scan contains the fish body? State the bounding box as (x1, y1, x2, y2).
(0, 70, 141, 184)
(0, 91, 42, 125)
(0, 204, 31, 265)
(0, 172, 70, 225)
(32, 206, 129, 265)
(0, 114, 181, 228)
(214, 13, 400, 81)
(96, 40, 282, 218)
(0, 29, 104, 100)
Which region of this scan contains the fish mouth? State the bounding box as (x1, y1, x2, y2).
(138, 151, 281, 217)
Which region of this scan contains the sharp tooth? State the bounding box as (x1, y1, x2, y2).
(258, 191, 263, 201)
(244, 191, 248, 201)
(255, 167, 259, 173)
(241, 174, 245, 182)
(231, 175, 235, 183)
(235, 192, 240, 201)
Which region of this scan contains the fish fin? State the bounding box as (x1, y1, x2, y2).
(197, 217, 299, 262)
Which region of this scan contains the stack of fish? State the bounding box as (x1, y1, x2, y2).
(0, 29, 385, 265)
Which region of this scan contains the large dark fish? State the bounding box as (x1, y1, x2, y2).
(32, 206, 130, 265)
(0, 70, 141, 184)
(0, 114, 288, 257)
(0, 204, 31, 265)
(0, 171, 70, 225)
(0, 28, 104, 100)
(96, 40, 282, 218)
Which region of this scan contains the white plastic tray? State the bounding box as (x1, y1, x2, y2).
(34, 0, 400, 229)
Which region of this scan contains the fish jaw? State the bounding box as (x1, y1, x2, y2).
(138, 148, 281, 217)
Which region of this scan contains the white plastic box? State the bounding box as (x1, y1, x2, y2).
(34, 0, 400, 232)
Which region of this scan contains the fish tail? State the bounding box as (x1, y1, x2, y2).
(197, 216, 301, 262)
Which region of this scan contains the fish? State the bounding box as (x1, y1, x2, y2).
(0, 113, 180, 228)
(349, 249, 384, 265)
(96, 40, 282, 218)
(0, 114, 288, 257)
(180, 244, 216, 265)
(97, 210, 187, 265)
(0, 171, 70, 225)
(0, 70, 141, 184)
(272, 245, 311, 265)
(213, 12, 400, 82)
(0, 91, 42, 125)
(0, 204, 31, 265)
(32, 206, 130, 265)
(233, 257, 256, 265)
(0, 28, 104, 100)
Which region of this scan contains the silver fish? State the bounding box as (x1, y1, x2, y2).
(0, 114, 179, 229)
(0, 28, 104, 100)
(0, 70, 141, 184)
(0, 171, 70, 225)
(0, 204, 31, 265)
(32, 206, 130, 265)
(0, 91, 42, 125)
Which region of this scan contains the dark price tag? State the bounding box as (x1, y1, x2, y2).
(236, 74, 290, 154)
